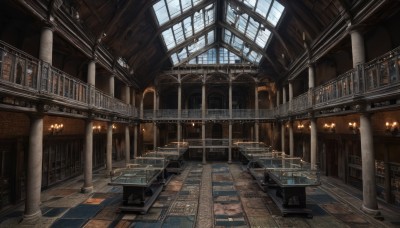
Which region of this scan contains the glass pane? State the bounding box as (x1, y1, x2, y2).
(255, 28, 271, 48)
(161, 28, 176, 50)
(177, 48, 188, 61)
(244, 0, 257, 9)
(173, 23, 185, 45)
(207, 30, 214, 43)
(193, 11, 205, 33)
(153, 1, 169, 26)
(181, 0, 192, 12)
(246, 17, 259, 42)
(256, 0, 272, 18)
(171, 53, 179, 65)
(183, 17, 193, 37)
(237, 14, 248, 33)
(268, 0, 284, 26)
(167, 0, 181, 19)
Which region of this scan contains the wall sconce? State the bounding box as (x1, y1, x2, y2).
(112, 124, 117, 131)
(49, 123, 63, 135)
(386, 121, 398, 135)
(323, 123, 336, 132)
(348, 122, 359, 134)
(93, 125, 102, 133)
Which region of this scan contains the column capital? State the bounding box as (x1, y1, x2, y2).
(41, 20, 56, 31)
(346, 23, 366, 33)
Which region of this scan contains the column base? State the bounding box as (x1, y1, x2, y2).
(361, 204, 383, 220)
(22, 210, 41, 224)
(228, 160, 232, 164)
(81, 186, 93, 193)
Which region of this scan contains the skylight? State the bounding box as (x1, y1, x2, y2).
(238, 0, 285, 26)
(161, 3, 215, 51)
(152, 0, 285, 66)
(187, 47, 243, 64)
(153, 0, 204, 26)
(223, 29, 262, 64)
(170, 30, 215, 65)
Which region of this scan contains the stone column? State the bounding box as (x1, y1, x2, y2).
(350, 28, 366, 67)
(276, 89, 280, 107)
(134, 123, 138, 158)
(281, 122, 285, 153)
(202, 122, 206, 164)
(229, 81, 232, 118)
(289, 81, 293, 111)
(24, 115, 43, 221)
(360, 113, 380, 215)
(131, 88, 136, 107)
(289, 121, 294, 157)
(178, 82, 182, 142)
(124, 86, 131, 104)
(153, 122, 157, 151)
(308, 64, 315, 89)
(125, 125, 130, 165)
(202, 80, 206, 164)
(310, 118, 317, 168)
(39, 26, 53, 64)
(109, 75, 114, 97)
(254, 84, 259, 142)
(87, 60, 96, 86)
(106, 122, 113, 175)
(82, 119, 93, 193)
(228, 121, 232, 163)
(282, 86, 287, 104)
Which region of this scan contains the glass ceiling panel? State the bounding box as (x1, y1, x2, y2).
(225, 3, 271, 50)
(159, 3, 215, 51)
(239, 0, 284, 27)
(186, 47, 244, 65)
(222, 29, 262, 64)
(169, 30, 215, 65)
(153, 0, 205, 26)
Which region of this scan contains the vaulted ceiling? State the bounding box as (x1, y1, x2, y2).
(65, 0, 357, 87)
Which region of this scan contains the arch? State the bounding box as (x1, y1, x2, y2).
(181, 73, 202, 83)
(205, 72, 229, 83)
(155, 74, 179, 86)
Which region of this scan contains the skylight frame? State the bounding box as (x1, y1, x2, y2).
(186, 47, 245, 65)
(153, 0, 205, 27)
(160, 3, 216, 52)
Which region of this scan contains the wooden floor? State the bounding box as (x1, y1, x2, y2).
(1, 162, 399, 227)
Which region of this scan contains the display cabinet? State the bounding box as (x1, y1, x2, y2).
(109, 157, 168, 213)
(142, 141, 188, 173)
(247, 154, 320, 218)
(389, 162, 400, 206)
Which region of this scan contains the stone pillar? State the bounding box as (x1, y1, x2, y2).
(308, 64, 315, 89)
(24, 115, 43, 221)
(153, 123, 157, 151)
(87, 60, 96, 86)
(124, 86, 131, 104)
(229, 81, 232, 117)
(125, 125, 130, 165)
(202, 80, 206, 164)
(134, 123, 138, 158)
(109, 75, 114, 97)
(360, 113, 380, 215)
(310, 118, 317, 168)
(82, 119, 93, 193)
(276, 89, 280, 107)
(131, 88, 136, 107)
(178, 82, 182, 142)
(282, 86, 287, 104)
(254, 84, 259, 142)
(350, 28, 366, 67)
(289, 121, 294, 157)
(106, 122, 113, 175)
(228, 121, 232, 163)
(39, 26, 53, 64)
(288, 82, 293, 112)
(281, 122, 285, 153)
(202, 122, 206, 164)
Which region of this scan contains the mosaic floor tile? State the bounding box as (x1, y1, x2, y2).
(320, 203, 351, 214)
(213, 185, 236, 191)
(308, 194, 337, 204)
(335, 213, 369, 224)
(212, 181, 234, 186)
(47, 188, 79, 196)
(213, 190, 238, 196)
(84, 197, 105, 205)
(43, 207, 69, 217)
(248, 216, 278, 227)
(213, 195, 240, 203)
(83, 219, 112, 228)
(214, 203, 243, 216)
(131, 221, 162, 228)
(162, 216, 195, 228)
(50, 218, 88, 228)
(168, 201, 198, 216)
(94, 207, 119, 220)
(135, 207, 168, 221)
(213, 174, 233, 182)
(121, 213, 137, 221)
(62, 204, 102, 219)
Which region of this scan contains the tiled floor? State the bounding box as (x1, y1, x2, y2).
(1, 162, 399, 227)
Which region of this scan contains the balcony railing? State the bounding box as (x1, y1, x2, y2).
(0, 40, 135, 117)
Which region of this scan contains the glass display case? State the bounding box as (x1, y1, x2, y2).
(247, 153, 320, 218)
(109, 157, 168, 213)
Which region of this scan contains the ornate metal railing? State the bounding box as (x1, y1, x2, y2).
(0, 40, 135, 117)
(185, 139, 230, 147)
(291, 93, 310, 113)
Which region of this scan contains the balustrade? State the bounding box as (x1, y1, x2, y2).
(0, 40, 134, 117)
